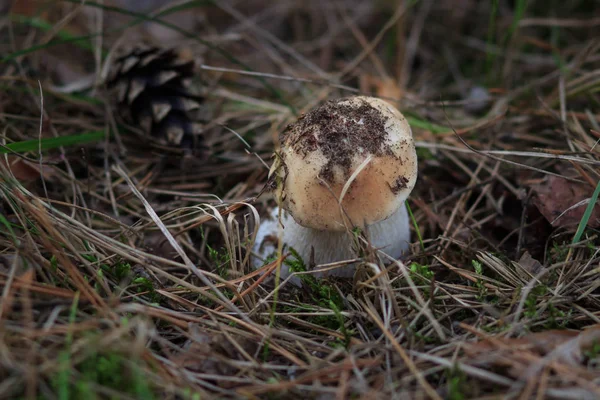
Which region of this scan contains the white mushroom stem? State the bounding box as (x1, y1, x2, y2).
(253, 203, 411, 280)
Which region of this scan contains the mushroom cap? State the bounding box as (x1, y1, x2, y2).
(271, 96, 417, 231)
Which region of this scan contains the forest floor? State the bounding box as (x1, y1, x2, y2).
(1, 1, 600, 399)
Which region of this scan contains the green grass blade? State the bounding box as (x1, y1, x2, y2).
(57, 292, 80, 400)
(0, 131, 106, 154)
(406, 201, 425, 252)
(405, 116, 448, 134)
(0, 214, 17, 245)
(502, 0, 529, 46)
(10, 14, 96, 53)
(572, 179, 600, 244)
(485, 0, 499, 83)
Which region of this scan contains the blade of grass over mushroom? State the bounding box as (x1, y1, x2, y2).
(0, 131, 106, 154)
(572, 179, 600, 245)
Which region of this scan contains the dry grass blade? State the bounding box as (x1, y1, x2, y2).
(112, 164, 252, 321)
(1, 1, 600, 398)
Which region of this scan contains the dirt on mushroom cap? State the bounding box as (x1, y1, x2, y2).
(280, 97, 398, 183)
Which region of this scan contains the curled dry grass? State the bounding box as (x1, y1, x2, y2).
(1, 0, 600, 399)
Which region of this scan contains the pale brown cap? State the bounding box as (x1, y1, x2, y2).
(270, 96, 418, 231)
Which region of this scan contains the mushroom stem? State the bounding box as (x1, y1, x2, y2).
(253, 202, 411, 280)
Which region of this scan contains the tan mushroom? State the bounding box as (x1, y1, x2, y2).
(253, 96, 418, 280)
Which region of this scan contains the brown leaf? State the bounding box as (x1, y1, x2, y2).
(465, 325, 600, 379)
(8, 0, 41, 17)
(516, 251, 545, 279)
(0, 156, 56, 183)
(531, 174, 600, 228)
(359, 75, 403, 102)
(466, 329, 580, 358)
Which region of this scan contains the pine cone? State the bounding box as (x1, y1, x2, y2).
(107, 46, 205, 153)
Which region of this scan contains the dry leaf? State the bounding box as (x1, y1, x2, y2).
(531, 174, 600, 228)
(515, 251, 545, 280)
(465, 325, 600, 379)
(359, 75, 403, 102)
(466, 329, 579, 359)
(7, 0, 40, 17)
(0, 156, 56, 183)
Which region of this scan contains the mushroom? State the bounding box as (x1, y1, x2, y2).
(253, 96, 418, 280)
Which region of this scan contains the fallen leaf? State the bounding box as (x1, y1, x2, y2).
(531, 174, 600, 228)
(465, 325, 600, 380)
(7, 0, 40, 17)
(466, 329, 580, 359)
(359, 75, 403, 102)
(515, 251, 545, 280)
(0, 156, 56, 183)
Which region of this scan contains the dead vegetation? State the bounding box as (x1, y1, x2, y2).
(1, 0, 600, 399)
